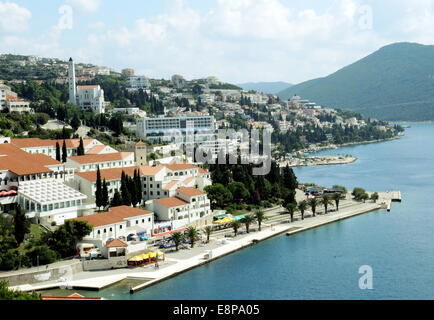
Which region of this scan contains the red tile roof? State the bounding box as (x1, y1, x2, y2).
(177, 187, 205, 197)
(0, 144, 61, 175)
(154, 197, 189, 208)
(163, 163, 199, 171)
(68, 152, 133, 164)
(72, 206, 153, 228)
(106, 239, 128, 248)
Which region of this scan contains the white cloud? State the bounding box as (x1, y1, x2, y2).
(66, 0, 101, 13)
(0, 2, 32, 33)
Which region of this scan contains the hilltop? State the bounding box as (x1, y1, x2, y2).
(278, 42, 434, 121)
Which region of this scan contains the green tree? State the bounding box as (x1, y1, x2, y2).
(286, 202, 297, 223)
(111, 190, 123, 207)
(204, 184, 233, 209)
(134, 169, 143, 207)
(102, 179, 109, 209)
(12, 205, 30, 246)
(170, 232, 185, 251)
(0, 281, 41, 300)
(231, 220, 242, 237)
(331, 193, 342, 211)
(55, 142, 61, 162)
(352, 187, 366, 201)
(71, 114, 81, 132)
(308, 198, 319, 217)
(297, 200, 308, 220)
(241, 214, 256, 234)
(95, 167, 103, 210)
(282, 165, 298, 191)
(77, 137, 85, 156)
(61, 140, 67, 163)
(321, 195, 333, 214)
(26, 246, 59, 266)
(228, 182, 250, 203)
(254, 209, 267, 231)
(186, 227, 199, 248)
(370, 192, 379, 203)
(203, 226, 213, 243)
(120, 171, 131, 206)
(44, 220, 92, 258)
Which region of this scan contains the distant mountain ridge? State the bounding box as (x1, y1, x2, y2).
(278, 42, 434, 121)
(238, 81, 292, 94)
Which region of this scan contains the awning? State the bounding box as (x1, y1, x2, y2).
(153, 228, 187, 238)
(214, 214, 229, 220)
(233, 215, 245, 221)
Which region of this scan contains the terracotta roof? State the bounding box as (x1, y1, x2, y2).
(75, 165, 165, 182)
(11, 138, 95, 149)
(177, 187, 205, 197)
(86, 145, 107, 155)
(198, 168, 209, 175)
(77, 85, 99, 90)
(69, 152, 133, 164)
(163, 163, 199, 171)
(182, 177, 194, 185)
(72, 206, 153, 228)
(106, 239, 129, 248)
(136, 141, 146, 146)
(0, 144, 60, 175)
(163, 180, 179, 191)
(154, 197, 189, 208)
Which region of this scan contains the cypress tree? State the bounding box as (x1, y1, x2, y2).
(102, 179, 109, 209)
(120, 172, 131, 206)
(77, 137, 85, 156)
(55, 142, 61, 162)
(134, 169, 143, 206)
(111, 190, 123, 207)
(13, 205, 29, 246)
(129, 176, 138, 207)
(62, 140, 67, 163)
(95, 167, 103, 210)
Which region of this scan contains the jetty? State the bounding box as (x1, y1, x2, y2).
(378, 190, 402, 212)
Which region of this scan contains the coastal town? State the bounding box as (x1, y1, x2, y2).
(0, 54, 404, 299)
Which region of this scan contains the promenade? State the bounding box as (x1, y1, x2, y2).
(11, 193, 401, 295)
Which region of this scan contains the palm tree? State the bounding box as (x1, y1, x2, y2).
(231, 220, 242, 237)
(186, 227, 199, 248)
(332, 193, 341, 211)
(320, 195, 333, 214)
(286, 202, 297, 223)
(241, 214, 256, 234)
(297, 200, 308, 220)
(254, 209, 267, 231)
(203, 226, 213, 243)
(170, 232, 184, 251)
(308, 198, 319, 217)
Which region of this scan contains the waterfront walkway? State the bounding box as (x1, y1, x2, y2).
(12, 194, 401, 294)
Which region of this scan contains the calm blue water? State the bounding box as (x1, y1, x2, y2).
(48, 123, 434, 300)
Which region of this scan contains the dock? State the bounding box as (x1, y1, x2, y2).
(378, 190, 402, 212)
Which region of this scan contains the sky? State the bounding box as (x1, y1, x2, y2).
(1, 0, 434, 84)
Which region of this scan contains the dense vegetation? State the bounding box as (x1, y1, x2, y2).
(0, 208, 92, 271)
(204, 156, 298, 214)
(278, 42, 434, 121)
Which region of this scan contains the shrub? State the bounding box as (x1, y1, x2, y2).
(26, 246, 59, 266)
(51, 221, 57, 227)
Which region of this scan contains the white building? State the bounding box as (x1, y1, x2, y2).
(136, 115, 216, 142)
(74, 206, 154, 244)
(18, 180, 90, 226)
(68, 58, 105, 114)
(10, 138, 116, 161)
(76, 85, 106, 114)
(0, 83, 32, 113)
(66, 152, 135, 172)
(149, 187, 212, 226)
(72, 164, 212, 206)
(126, 76, 150, 91)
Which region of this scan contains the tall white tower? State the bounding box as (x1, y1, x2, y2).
(68, 57, 77, 105)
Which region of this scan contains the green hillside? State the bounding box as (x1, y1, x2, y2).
(278, 42, 434, 121)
